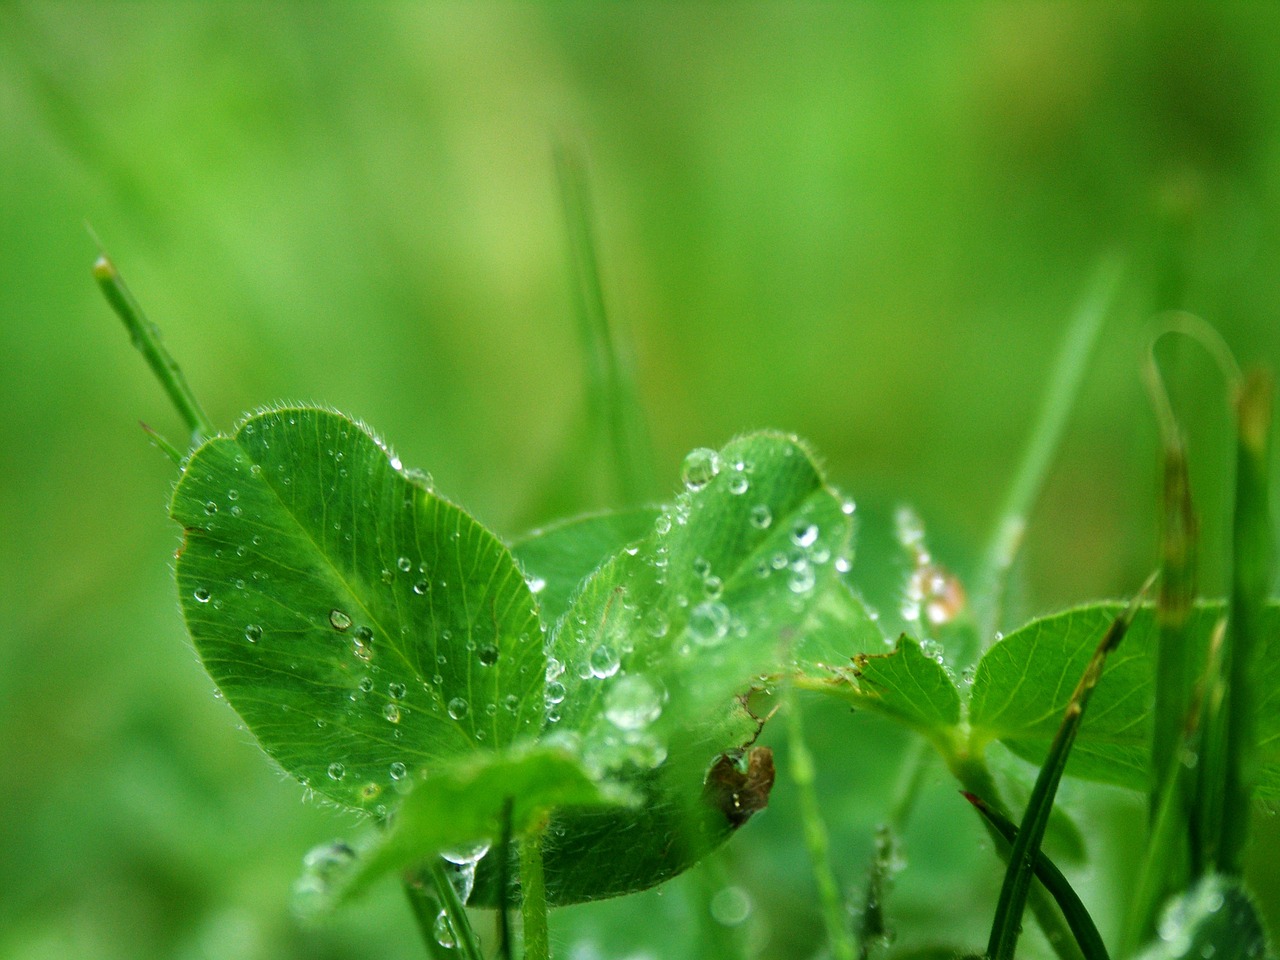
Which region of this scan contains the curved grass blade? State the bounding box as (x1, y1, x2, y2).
(962, 792, 1108, 960)
(985, 578, 1152, 960)
(170, 407, 545, 812)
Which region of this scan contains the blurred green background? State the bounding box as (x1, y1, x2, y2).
(3, 5, 1280, 959)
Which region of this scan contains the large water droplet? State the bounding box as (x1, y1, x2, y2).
(194, 587, 211, 603)
(728, 474, 749, 495)
(413, 580, 428, 595)
(688, 601, 730, 646)
(329, 609, 352, 631)
(327, 762, 346, 781)
(750, 504, 772, 529)
(681, 448, 720, 491)
(589, 644, 621, 679)
(789, 564, 816, 594)
(546, 681, 566, 704)
(791, 523, 819, 548)
(477, 644, 499, 666)
(244, 624, 262, 643)
(604, 675, 663, 730)
(389, 761, 407, 780)
(397, 556, 412, 572)
(204, 501, 218, 515)
(447, 698, 469, 720)
(388, 682, 406, 699)
(384, 702, 402, 723)
(433, 910, 456, 949)
(441, 840, 491, 865)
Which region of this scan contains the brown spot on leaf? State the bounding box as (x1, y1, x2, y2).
(703, 746, 775, 828)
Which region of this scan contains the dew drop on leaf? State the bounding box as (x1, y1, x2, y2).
(589, 644, 621, 679)
(688, 601, 731, 646)
(388, 682, 406, 699)
(327, 762, 346, 781)
(680, 447, 720, 491)
(204, 501, 218, 515)
(789, 565, 816, 594)
(413, 580, 428, 595)
(397, 556, 412, 572)
(244, 624, 262, 643)
(728, 474, 749, 495)
(447, 697, 469, 720)
(750, 505, 772, 529)
(546, 681, 566, 704)
(433, 910, 456, 949)
(791, 523, 819, 548)
(643, 609, 669, 638)
(478, 644, 499, 666)
(383, 703, 402, 723)
(604, 675, 663, 730)
(358, 677, 375, 693)
(389, 761, 407, 781)
(329, 609, 352, 631)
(194, 587, 211, 603)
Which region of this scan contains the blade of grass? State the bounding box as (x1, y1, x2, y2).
(962, 792, 1108, 960)
(403, 881, 460, 960)
(553, 138, 655, 507)
(498, 798, 515, 960)
(973, 255, 1124, 650)
(986, 576, 1154, 960)
(784, 686, 856, 960)
(430, 859, 485, 960)
(92, 250, 215, 445)
(1219, 369, 1273, 874)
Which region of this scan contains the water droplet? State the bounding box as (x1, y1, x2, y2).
(654, 514, 672, 535)
(358, 677, 375, 693)
(327, 762, 346, 781)
(644, 609, 669, 638)
(397, 556, 412, 572)
(526, 576, 547, 594)
(388, 682, 406, 699)
(688, 601, 730, 646)
(441, 840, 491, 865)
(704, 575, 723, 600)
(245, 624, 262, 643)
(546, 657, 564, 681)
(227, 489, 239, 501)
(791, 523, 819, 548)
(842, 499, 856, 515)
(728, 474, 749, 495)
(249, 463, 263, 477)
(710, 886, 752, 926)
(788, 564, 816, 594)
(389, 761, 407, 780)
(546, 681, 566, 704)
(383, 702, 402, 723)
(605, 675, 663, 730)
(329, 609, 352, 631)
(204, 501, 218, 515)
(750, 504, 772, 529)
(681, 448, 720, 491)
(413, 580, 428, 595)
(447, 698, 469, 720)
(433, 910, 456, 948)
(835, 556, 852, 574)
(692, 557, 712, 578)
(381, 568, 394, 584)
(589, 644, 621, 679)
(194, 587, 211, 603)
(477, 644, 499, 666)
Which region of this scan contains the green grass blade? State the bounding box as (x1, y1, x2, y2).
(93, 252, 215, 445)
(986, 578, 1152, 960)
(784, 686, 856, 960)
(553, 138, 655, 506)
(403, 881, 457, 960)
(1220, 370, 1274, 874)
(973, 255, 1123, 648)
(430, 857, 484, 960)
(963, 792, 1109, 960)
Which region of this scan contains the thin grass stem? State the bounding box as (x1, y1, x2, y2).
(974, 256, 1123, 647)
(430, 859, 485, 960)
(403, 880, 459, 960)
(784, 686, 856, 960)
(92, 251, 215, 445)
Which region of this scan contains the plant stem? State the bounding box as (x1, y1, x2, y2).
(785, 689, 856, 960)
(93, 252, 216, 445)
(519, 831, 550, 960)
(430, 859, 485, 960)
(974, 256, 1122, 647)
